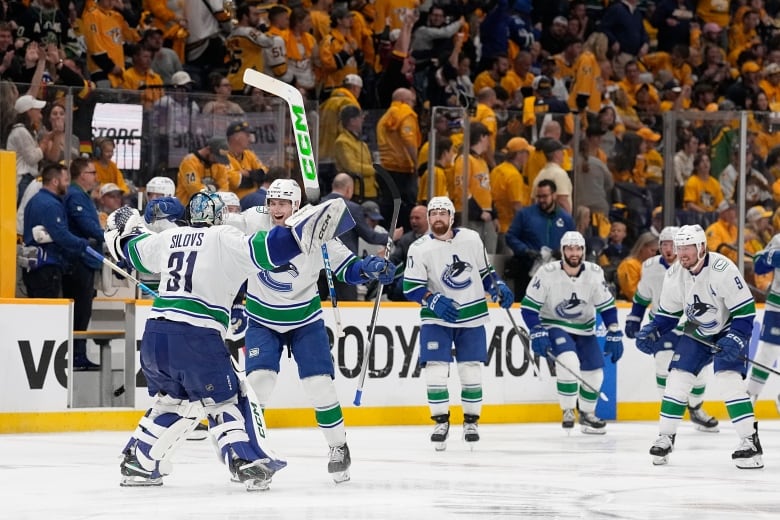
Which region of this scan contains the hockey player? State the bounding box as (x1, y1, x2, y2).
(624, 226, 720, 432)
(403, 196, 514, 451)
(635, 225, 763, 468)
(521, 231, 624, 434)
(243, 179, 397, 484)
(104, 192, 355, 490)
(745, 233, 780, 408)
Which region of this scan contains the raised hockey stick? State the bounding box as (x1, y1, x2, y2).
(242, 69, 319, 202)
(546, 349, 609, 402)
(682, 330, 780, 377)
(354, 166, 401, 406)
(321, 243, 345, 338)
(481, 248, 539, 377)
(86, 246, 159, 297)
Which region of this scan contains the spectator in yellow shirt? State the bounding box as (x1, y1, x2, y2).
(334, 106, 377, 199)
(93, 137, 130, 194)
(706, 200, 738, 262)
(225, 120, 267, 200)
(473, 54, 509, 94)
(616, 231, 660, 301)
(491, 137, 532, 251)
(418, 137, 452, 205)
(684, 152, 723, 213)
(175, 137, 231, 204)
(120, 44, 164, 110)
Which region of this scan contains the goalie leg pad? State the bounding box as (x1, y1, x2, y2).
(425, 362, 451, 417)
(284, 198, 355, 254)
(302, 375, 346, 447)
(456, 361, 483, 418)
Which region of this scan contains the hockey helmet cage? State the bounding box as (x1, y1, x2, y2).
(188, 191, 226, 226)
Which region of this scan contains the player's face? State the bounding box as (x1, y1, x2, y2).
(676, 244, 701, 269)
(660, 240, 676, 263)
(428, 209, 452, 236)
(563, 245, 583, 267)
(147, 191, 165, 201)
(268, 198, 293, 225)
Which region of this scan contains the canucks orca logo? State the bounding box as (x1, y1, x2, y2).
(554, 292, 587, 319)
(685, 294, 718, 330)
(257, 262, 299, 292)
(440, 254, 473, 290)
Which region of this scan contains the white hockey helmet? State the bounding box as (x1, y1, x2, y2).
(146, 176, 175, 198)
(674, 224, 706, 248)
(560, 230, 586, 255)
(658, 226, 680, 243)
(188, 191, 226, 226)
(217, 191, 241, 213)
(427, 196, 455, 226)
(266, 179, 301, 212)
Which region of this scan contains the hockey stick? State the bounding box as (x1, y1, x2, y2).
(682, 330, 780, 377)
(481, 248, 539, 377)
(546, 348, 610, 402)
(242, 69, 319, 202)
(86, 246, 159, 297)
(354, 165, 401, 406)
(321, 243, 345, 338)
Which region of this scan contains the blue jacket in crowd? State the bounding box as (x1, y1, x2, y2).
(505, 204, 575, 256)
(64, 184, 104, 270)
(23, 188, 88, 271)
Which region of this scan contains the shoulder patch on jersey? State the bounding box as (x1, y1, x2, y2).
(712, 258, 729, 272)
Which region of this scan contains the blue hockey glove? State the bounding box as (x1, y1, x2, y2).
(144, 197, 185, 224)
(229, 303, 247, 337)
(361, 256, 397, 285)
(530, 325, 551, 357)
(635, 324, 660, 355)
(715, 332, 747, 363)
(426, 293, 459, 322)
(604, 328, 624, 362)
(488, 281, 514, 309)
(624, 315, 641, 339)
(753, 250, 777, 275)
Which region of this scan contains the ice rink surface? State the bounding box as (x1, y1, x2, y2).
(3, 420, 780, 520)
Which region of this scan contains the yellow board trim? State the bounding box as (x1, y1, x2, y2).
(3, 400, 778, 433)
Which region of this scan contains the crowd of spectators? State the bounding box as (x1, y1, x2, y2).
(3, 0, 780, 305)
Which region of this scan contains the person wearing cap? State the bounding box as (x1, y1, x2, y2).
(529, 76, 571, 137)
(357, 200, 389, 260)
(119, 43, 164, 109)
(376, 87, 421, 231)
(82, 0, 128, 87)
(539, 54, 570, 102)
(63, 157, 105, 369)
(539, 15, 571, 56)
(224, 120, 268, 200)
(705, 200, 739, 262)
(418, 137, 453, 205)
(725, 60, 762, 109)
(319, 74, 363, 176)
(6, 94, 52, 207)
(618, 60, 660, 107)
(97, 183, 124, 228)
(635, 126, 664, 188)
(745, 205, 774, 285)
(658, 79, 689, 112)
(490, 137, 532, 247)
(334, 105, 377, 199)
(175, 137, 231, 204)
(140, 26, 182, 85)
(759, 62, 780, 106)
(531, 138, 572, 214)
(319, 6, 359, 94)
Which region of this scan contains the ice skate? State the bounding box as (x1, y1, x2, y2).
(229, 457, 275, 491)
(430, 414, 450, 451)
(328, 443, 351, 483)
(119, 450, 163, 487)
(688, 403, 719, 433)
(186, 422, 208, 441)
(649, 434, 675, 465)
(733, 422, 763, 469)
(463, 414, 480, 448)
(561, 409, 575, 432)
(578, 411, 606, 435)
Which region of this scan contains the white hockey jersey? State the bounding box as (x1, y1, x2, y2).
(125, 225, 279, 336)
(522, 261, 616, 335)
(244, 238, 358, 332)
(403, 228, 491, 327)
(633, 255, 671, 319)
(656, 252, 756, 338)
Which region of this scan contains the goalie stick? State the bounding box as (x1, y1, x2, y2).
(86, 246, 159, 297)
(242, 69, 320, 202)
(354, 165, 401, 406)
(481, 248, 539, 377)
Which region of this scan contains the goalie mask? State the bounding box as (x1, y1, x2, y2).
(188, 191, 227, 227)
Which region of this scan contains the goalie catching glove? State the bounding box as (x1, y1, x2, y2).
(105, 207, 148, 262)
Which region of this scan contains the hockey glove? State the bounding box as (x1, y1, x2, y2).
(604, 328, 624, 362)
(488, 281, 514, 309)
(624, 314, 642, 339)
(753, 250, 776, 275)
(229, 302, 247, 337)
(714, 332, 747, 363)
(361, 256, 397, 285)
(635, 324, 661, 355)
(530, 325, 551, 357)
(426, 293, 459, 322)
(145, 197, 185, 224)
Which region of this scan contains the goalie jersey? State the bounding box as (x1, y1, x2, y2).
(124, 225, 279, 336)
(521, 261, 616, 335)
(656, 252, 755, 338)
(403, 228, 492, 327)
(244, 238, 359, 332)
